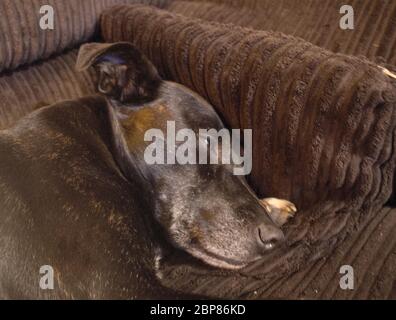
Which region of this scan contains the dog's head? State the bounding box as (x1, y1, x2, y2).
(77, 42, 285, 269)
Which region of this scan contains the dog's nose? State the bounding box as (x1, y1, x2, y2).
(256, 224, 285, 250)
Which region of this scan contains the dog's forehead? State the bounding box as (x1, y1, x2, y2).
(116, 102, 171, 150)
(113, 81, 221, 150)
(161, 82, 213, 110)
(121, 103, 170, 128)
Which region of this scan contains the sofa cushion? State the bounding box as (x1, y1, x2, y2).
(0, 49, 96, 130)
(0, 0, 171, 73)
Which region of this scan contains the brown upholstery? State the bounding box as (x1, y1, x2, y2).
(0, 49, 96, 130)
(0, 0, 171, 73)
(172, 0, 396, 66)
(0, 0, 171, 129)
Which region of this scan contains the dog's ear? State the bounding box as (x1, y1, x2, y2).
(76, 42, 161, 103)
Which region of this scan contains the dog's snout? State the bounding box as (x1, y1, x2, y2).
(256, 224, 285, 250)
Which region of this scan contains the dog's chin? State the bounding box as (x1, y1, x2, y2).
(185, 246, 257, 270)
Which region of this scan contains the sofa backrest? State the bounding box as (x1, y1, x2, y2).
(169, 0, 396, 67)
(0, 0, 171, 73)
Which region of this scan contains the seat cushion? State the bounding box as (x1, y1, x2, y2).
(0, 49, 96, 130)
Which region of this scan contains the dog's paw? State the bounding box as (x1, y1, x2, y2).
(260, 198, 297, 227)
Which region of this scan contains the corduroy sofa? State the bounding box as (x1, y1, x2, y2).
(0, 0, 395, 299)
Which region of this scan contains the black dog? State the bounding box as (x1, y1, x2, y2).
(0, 42, 296, 299)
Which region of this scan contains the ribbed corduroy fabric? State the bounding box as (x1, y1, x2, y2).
(0, 0, 171, 73)
(0, 49, 96, 130)
(100, 4, 396, 299)
(0, 0, 173, 129)
(168, 0, 396, 66)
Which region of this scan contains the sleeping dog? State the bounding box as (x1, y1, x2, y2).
(0, 42, 296, 299)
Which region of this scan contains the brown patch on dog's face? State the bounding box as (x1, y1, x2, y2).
(199, 208, 215, 222)
(115, 104, 171, 154)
